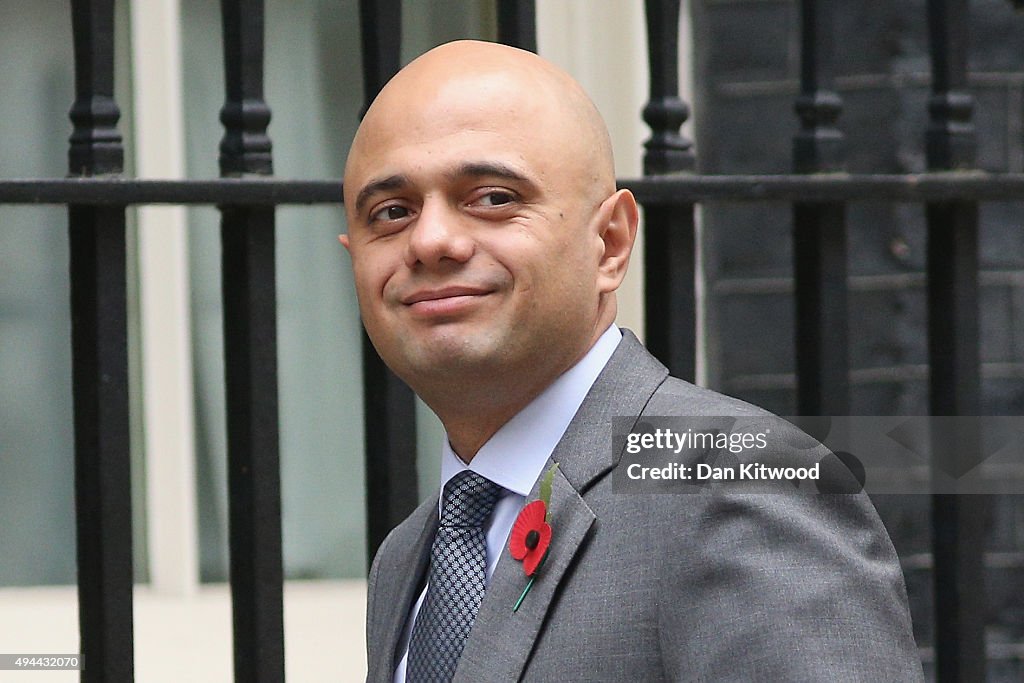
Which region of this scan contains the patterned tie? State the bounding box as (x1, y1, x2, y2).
(406, 470, 503, 683)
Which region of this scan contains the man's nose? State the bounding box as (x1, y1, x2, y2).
(404, 199, 474, 268)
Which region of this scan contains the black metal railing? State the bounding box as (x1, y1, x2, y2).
(641, 0, 698, 383)
(925, 1, 987, 679)
(218, 1, 284, 681)
(67, 2, 133, 680)
(791, 0, 849, 417)
(0, 0, 1016, 680)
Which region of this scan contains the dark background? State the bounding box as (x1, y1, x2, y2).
(691, 0, 1024, 678)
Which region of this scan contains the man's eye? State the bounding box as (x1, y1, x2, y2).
(477, 191, 515, 207)
(371, 205, 410, 222)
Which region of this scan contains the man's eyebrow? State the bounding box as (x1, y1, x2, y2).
(353, 174, 409, 215)
(447, 161, 533, 186)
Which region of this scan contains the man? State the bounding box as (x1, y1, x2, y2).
(342, 40, 923, 682)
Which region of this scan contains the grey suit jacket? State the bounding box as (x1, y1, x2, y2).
(365, 331, 924, 682)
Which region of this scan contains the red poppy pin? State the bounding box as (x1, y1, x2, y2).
(510, 462, 559, 612)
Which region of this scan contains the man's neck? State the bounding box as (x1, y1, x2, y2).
(436, 373, 553, 462)
(432, 322, 619, 462)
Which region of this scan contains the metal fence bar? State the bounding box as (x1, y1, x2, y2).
(219, 1, 285, 680)
(9, 173, 1024, 205)
(925, 1, 987, 680)
(358, 0, 420, 564)
(67, 2, 134, 681)
(792, 0, 849, 416)
(641, 0, 698, 382)
(358, 0, 401, 117)
(497, 0, 537, 52)
(624, 172, 1024, 202)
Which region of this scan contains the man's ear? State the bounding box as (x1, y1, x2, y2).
(596, 188, 639, 294)
(338, 233, 350, 250)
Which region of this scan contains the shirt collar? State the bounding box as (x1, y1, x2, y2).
(439, 324, 622, 499)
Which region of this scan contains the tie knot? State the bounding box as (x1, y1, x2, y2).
(440, 470, 503, 528)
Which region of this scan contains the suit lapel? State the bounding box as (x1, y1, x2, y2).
(452, 331, 669, 681)
(370, 499, 438, 683)
(554, 330, 668, 493)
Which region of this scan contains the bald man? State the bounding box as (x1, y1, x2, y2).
(342, 41, 922, 682)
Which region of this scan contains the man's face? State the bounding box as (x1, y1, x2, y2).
(342, 69, 612, 393)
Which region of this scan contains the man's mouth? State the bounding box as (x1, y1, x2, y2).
(401, 285, 491, 305)
(401, 285, 493, 317)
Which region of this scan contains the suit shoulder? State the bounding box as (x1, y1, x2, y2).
(642, 377, 828, 464)
(370, 495, 437, 568)
(647, 375, 775, 419)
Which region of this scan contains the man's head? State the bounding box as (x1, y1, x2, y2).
(341, 40, 638, 450)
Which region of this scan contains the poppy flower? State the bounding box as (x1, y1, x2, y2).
(509, 499, 552, 576)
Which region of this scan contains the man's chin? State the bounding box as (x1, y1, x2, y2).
(396, 340, 507, 380)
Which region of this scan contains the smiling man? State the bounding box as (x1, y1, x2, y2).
(342, 42, 633, 460)
(342, 40, 922, 683)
